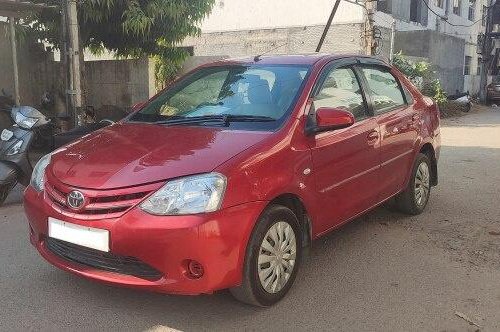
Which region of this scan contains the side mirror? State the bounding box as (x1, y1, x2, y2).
(129, 101, 146, 113)
(314, 107, 355, 133)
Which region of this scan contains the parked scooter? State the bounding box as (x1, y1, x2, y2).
(0, 105, 117, 205)
(448, 90, 472, 112)
(0, 106, 51, 206)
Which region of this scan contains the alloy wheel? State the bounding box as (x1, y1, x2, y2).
(257, 221, 297, 294)
(414, 162, 430, 207)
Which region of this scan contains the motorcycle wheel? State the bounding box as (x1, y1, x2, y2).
(0, 181, 16, 207)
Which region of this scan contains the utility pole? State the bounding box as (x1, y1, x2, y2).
(364, 0, 375, 55)
(389, 18, 396, 63)
(8, 16, 20, 106)
(65, 0, 83, 125)
(480, 0, 495, 103)
(316, 0, 342, 52)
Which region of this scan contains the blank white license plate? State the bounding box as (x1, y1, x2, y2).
(48, 217, 110, 252)
(1, 129, 13, 141)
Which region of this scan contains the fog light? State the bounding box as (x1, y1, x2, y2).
(186, 260, 204, 279)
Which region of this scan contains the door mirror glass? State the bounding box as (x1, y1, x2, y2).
(315, 107, 355, 132)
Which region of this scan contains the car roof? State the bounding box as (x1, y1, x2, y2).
(205, 54, 389, 67)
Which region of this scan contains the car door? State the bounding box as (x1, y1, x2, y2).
(357, 65, 418, 200)
(308, 60, 381, 234)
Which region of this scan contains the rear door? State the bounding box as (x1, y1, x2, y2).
(357, 65, 418, 200)
(308, 59, 381, 233)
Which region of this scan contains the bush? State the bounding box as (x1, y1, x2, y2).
(393, 52, 447, 105)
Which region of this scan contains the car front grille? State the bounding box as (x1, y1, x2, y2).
(46, 237, 163, 281)
(44, 175, 162, 220)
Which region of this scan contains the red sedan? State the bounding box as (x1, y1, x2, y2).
(24, 54, 440, 306)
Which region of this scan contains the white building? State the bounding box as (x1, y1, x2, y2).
(184, 0, 488, 95)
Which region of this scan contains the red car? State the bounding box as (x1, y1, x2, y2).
(24, 54, 440, 306)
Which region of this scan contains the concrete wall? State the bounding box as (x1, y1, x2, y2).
(84, 58, 154, 110)
(200, 0, 364, 32)
(394, 30, 466, 94)
(0, 22, 61, 107)
(183, 23, 365, 58)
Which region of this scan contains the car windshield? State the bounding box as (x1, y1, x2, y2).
(128, 64, 310, 130)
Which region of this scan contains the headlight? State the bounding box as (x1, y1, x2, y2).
(6, 140, 23, 156)
(140, 173, 227, 215)
(14, 112, 38, 129)
(30, 153, 51, 192)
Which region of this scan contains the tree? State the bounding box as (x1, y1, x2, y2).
(26, 0, 215, 85)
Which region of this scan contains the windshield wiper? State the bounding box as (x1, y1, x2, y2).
(155, 114, 275, 126)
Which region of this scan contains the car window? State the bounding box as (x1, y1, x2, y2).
(168, 70, 229, 115)
(360, 67, 406, 113)
(314, 67, 367, 120)
(130, 65, 310, 130)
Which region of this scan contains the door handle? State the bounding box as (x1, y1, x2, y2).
(367, 130, 379, 144)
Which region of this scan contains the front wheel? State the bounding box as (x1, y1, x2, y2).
(0, 181, 15, 206)
(395, 153, 432, 215)
(230, 205, 302, 306)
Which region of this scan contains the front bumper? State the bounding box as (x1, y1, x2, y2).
(24, 186, 266, 295)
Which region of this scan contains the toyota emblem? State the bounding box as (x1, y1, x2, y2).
(67, 190, 85, 210)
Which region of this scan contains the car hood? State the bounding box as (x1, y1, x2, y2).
(49, 123, 271, 189)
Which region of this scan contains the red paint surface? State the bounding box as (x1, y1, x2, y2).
(24, 55, 440, 295)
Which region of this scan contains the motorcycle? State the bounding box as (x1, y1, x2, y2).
(0, 106, 51, 206)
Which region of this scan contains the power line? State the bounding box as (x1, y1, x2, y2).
(421, 0, 493, 28)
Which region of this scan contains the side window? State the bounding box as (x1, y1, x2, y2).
(314, 67, 368, 120)
(360, 67, 406, 113)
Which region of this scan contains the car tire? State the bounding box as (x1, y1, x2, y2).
(230, 204, 302, 307)
(395, 153, 432, 215)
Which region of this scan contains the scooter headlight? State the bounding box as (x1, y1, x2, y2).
(140, 173, 227, 215)
(6, 140, 23, 156)
(30, 153, 51, 192)
(13, 112, 38, 129)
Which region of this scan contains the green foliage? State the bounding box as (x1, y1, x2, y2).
(393, 51, 447, 104)
(25, 0, 215, 85)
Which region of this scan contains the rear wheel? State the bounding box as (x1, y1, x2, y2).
(230, 205, 302, 306)
(395, 153, 431, 215)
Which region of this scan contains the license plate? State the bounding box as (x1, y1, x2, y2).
(48, 217, 110, 252)
(1, 129, 13, 141)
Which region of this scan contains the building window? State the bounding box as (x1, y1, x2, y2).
(435, 0, 444, 8)
(453, 0, 462, 16)
(410, 0, 428, 25)
(378, 0, 390, 14)
(468, 1, 475, 21)
(477, 57, 482, 75)
(464, 56, 472, 75)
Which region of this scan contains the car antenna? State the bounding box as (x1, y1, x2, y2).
(254, 42, 288, 62)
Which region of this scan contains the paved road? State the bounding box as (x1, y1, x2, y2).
(1, 108, 500, 331)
